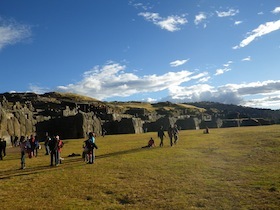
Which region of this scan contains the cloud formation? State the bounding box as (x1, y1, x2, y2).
(215, 61, 232, 76)
(242, 56, 251, 61)
(194, 12, 207, 25)
(164, 80, 280, 109)
(56, 62, 198, 100)
(37, 62, 280, 110)
(233, 20, 280, 49)
(216, 9, 239, 17)
(234, 21, 242, 25)
(272, 7, 280, 14)
(170, 59, 189, 67)
(0, 17, 31, 50)
(138, 12, 187, 32)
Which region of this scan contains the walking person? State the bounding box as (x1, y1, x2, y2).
(19, 136, 27, 169)
(168, 125, 174, 146)
(157, 126, 166, 147)
(173, 124, 179, 145)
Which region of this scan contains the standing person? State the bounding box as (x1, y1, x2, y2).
(49, 136, 59, 166)
(168, 125, 174, 147)
(173, 124, 179, 145)
(19, 136, 27, 169)
(1, 138, 7, 157)
(87, 132, 98, 164)
(44, 132, 50, 155)
(157, 126, 166, 147)
(29, 135, 36, 157)
(102, 128, 107, 137)
(0, 138, 3, 160)
(14, 136, 19, 147)
(26, 136, 32, 158)
(34, 136, 40, 157)
(57, 136, 64, 164)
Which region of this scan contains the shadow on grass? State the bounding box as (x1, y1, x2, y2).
(0, 147, 158, 180)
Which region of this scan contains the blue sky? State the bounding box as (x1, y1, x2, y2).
(0, 0, 280, 109)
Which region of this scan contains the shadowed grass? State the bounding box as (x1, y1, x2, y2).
(0, 125, 279, 209)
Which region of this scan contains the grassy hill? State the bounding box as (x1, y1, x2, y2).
(0, 125, 279, 209)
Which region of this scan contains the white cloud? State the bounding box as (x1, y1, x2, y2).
(233, 20, 280, 49)
(194, 12, 207, 25)
(0, 17, 31, 50)
(242, 56, 251, 61)
(215, 61, 232, 75)
(215, 68, 230, 75)
(234, 20, 242, 25)
(163, 80, 280, 109)
(272, 7, 280, 14)
(56, 62, 199, 100)
(216, 9, 239, 17)
(138, 12, 187, 32)
(145, 97, 157, 103)
(32, 61, 280, 109)
(170, 59, 189, 67)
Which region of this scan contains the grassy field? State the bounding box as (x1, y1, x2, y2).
(0, 125, 280, 210)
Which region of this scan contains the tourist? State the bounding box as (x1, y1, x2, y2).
(82, 140, 89, 163)
(168, 125, 174, 146)
(49, 135, 59, 166)
(57, 136, 64, 164)
(34, 135, 40, 157)
(142, 137, 155, 148)
(13, 136, 19, 147)
(0, 138, 3, 160)
(173, 124, 179, 145)
(1, 138, 7, 157)
(19, 136, 27, 169)
(157, 126, 166, 147)
(86, 132, 98, 164)
(44, 132, 51, 155)
(29, 135, 36, 157)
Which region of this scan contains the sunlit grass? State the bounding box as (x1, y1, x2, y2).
(0, 125, 280, 209)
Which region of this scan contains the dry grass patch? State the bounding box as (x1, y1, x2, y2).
(0, 125, 280, 209)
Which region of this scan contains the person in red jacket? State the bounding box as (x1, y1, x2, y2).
(142, 137, 155, 148)
(57, 136, 64, 164)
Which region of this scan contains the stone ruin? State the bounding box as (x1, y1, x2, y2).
(0, 92, 275, 146)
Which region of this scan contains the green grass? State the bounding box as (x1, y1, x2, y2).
(1, 125, 280, 209)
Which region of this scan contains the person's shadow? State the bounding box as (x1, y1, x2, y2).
(0, 147, 158, 180)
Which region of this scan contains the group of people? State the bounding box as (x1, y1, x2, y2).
(19, 133, 64, 169)
(5, 124, 181, 169)
(142, 124, 180, 148)
(157, 124, 179, 147)
(83, 132, 98, 164)
(17, 131, 98, 169)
